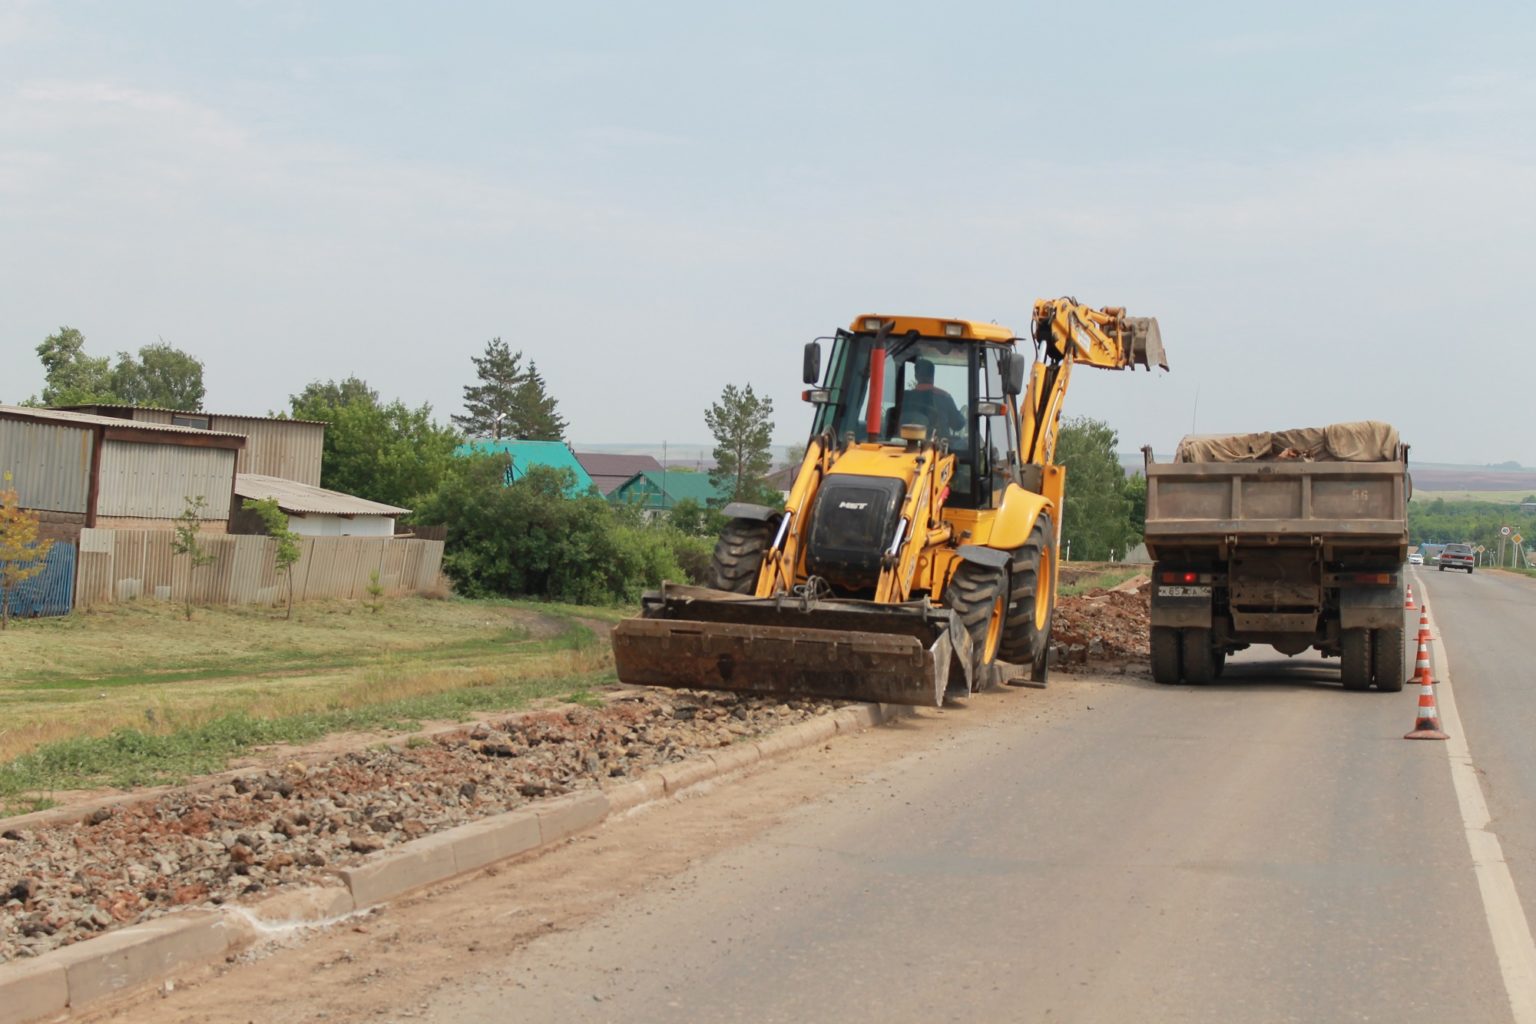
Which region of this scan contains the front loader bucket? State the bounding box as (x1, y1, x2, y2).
(611, 584, 958, 707)
(1125, 316, 1169, 371)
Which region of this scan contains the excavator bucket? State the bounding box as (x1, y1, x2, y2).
(1125, 317, 1169, 371)
(610, 583, 963, 707)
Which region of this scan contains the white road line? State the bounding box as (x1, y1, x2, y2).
(1416, 575, 1536, 1024)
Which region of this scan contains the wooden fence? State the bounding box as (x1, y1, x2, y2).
(75, 529, 445, 609)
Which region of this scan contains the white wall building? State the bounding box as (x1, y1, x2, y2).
(233, 474, 408, 538)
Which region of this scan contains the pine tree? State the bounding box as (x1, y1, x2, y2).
(705, 383, 776, 505)
(509, 361, 568, 441)
(453, 338, 524, 439)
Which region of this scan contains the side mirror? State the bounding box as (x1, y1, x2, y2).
(1001, 350, 1026, 396)
(803, 341, 822, 384)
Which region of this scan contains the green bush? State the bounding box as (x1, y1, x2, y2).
(413, 457, 717, 603)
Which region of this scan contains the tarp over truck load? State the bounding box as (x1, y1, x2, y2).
(1174, 420, 1400, 464)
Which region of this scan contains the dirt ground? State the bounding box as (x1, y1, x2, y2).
(70, 671, 1113, 1024)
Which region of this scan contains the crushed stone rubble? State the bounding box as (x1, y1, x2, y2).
(1049, 578, 1152, 667)
(0, 691, 836, 964)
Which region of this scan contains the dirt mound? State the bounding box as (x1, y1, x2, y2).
(1050, 578, 1151, 669)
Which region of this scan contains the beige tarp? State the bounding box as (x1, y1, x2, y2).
(1175, 421, 1400, 464)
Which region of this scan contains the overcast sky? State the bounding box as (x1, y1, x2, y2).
(2, 1, 1532, 464)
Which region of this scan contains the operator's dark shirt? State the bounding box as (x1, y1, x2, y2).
(898, 384, 964, 436)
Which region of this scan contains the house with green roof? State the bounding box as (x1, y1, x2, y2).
(456, 439, 596, 496)
(610, 469, 729, 517)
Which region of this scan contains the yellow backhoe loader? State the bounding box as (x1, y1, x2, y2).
(611, 299, 1168, 707)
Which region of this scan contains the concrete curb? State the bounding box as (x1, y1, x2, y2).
(0, 703, 900, 1023)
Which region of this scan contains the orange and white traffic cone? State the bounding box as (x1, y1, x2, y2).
(1405, 584, 1416, 609)
(1415, 608, 1432, 647)
(1407, 637, 1435, 687)
(1405, 660, 1449, 741)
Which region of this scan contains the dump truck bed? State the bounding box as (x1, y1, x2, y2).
(1143, 458, 1410, 559)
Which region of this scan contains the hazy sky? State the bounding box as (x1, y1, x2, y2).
(2, 1, 1532, 463)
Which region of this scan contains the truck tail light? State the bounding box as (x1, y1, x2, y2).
(1160, 571, 1204, 584)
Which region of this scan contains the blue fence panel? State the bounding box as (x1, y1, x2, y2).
(6, 542, 75, 619)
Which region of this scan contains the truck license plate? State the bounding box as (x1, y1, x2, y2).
(1160, 585, 1211, 597)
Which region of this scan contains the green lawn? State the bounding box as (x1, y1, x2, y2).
(0, 596, 626, 812)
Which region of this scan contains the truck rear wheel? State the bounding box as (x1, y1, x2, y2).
(1341, 628, 1372, 691)
(709, 519, 773, 594)
(1150, 626, 1182, 684)
(1182, 628, 1217, 684)
(999, 514, 1056, 683)
(1372, 626, 1405, 692)
(947, 562, 1008, 693)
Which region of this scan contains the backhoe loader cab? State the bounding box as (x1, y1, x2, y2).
(611, 302, 1166, 707)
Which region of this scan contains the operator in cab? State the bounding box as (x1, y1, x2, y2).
(899, 357, 965, 438)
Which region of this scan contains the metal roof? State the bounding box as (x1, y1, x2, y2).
(56, 403, 329, 426)
(0, 405, 247, 440)
(234, 474, 410, 516)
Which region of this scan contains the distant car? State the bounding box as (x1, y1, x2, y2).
(1439, 543, 1475, 573)
(1408, 553, 1424, 565)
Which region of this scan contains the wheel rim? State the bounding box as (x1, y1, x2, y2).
(983, 592, 1004, 661)
(1033, 545, 1054, 631)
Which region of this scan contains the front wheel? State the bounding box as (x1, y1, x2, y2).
(709, 519, 773, 594)
(946, 562, 1008, 693)
(999, 513, 1057, 683)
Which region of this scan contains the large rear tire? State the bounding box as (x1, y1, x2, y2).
(1341, 627, 1372, 690)
(1372, 626, 1405, 692)
(947, 562, 1008, 693)
(1182, 628, 1217, 684)
(1150, 626, 1182, 684)
(998, 514, 1056, 683)
(709, 519, 773, 594)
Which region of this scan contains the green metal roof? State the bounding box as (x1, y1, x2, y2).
(610, 469, 729, 510)
(456, 439, 596, 495)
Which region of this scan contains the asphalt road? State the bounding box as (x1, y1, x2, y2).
(414, 580, 1532, 1024)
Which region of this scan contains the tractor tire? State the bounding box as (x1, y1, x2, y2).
(1213, 648, 1227, 678)
(946, 561, 1009, 693)
(709, 518, 773, 594)
(1372, 626, 1405, 693)
(1182, 628, 1217, 684)
(998, 514, 1057, 684)
(1341, 627, 1372, 691)
(1150, 626, 1182, 684)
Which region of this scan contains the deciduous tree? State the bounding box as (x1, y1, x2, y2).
(290, 377, 460, 508)
(170, 496, 218, 620)
(0, 473, 55, 630)
(242, 497, 302, 619)
(704, 383, 776, 505)
(112, 342, 206, 410)
(1056, 417, 1139, 561)
(33, 327, 115, 406)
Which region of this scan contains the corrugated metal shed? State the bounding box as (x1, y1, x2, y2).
(0, 416, 92, 513)
(214, 418, 325, 486)
(97, 441, 237, 519)
(2, 405, 245, 441)
(234, 474, 409, 516)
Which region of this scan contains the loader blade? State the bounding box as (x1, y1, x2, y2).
(610, 584, 956, 707)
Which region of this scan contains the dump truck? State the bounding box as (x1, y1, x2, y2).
(610, 299, 1169, 707)
(1141, 421, 1410, 691)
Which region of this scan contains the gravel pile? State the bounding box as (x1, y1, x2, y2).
(0, 690, 836, 963)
